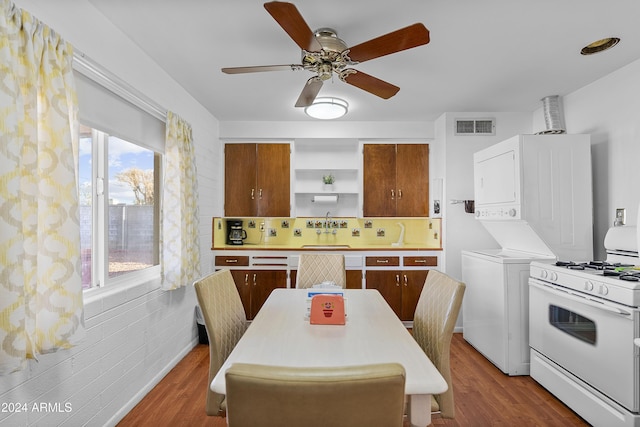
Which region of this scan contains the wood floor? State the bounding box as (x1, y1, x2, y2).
(118, 333, 589, 426)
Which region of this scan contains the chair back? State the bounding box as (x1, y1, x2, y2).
(412, 270, 465, 419)
(194, 269, 248, 416)
(225, 363, 406, 427)
(295, 253, 346, 288)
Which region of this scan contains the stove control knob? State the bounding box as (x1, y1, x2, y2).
(508, 208, 517, 217)
(550, 272, 558, 281)
(585, 281, 594, 291)
(540, 270, 548, 279)
(599, 285, 609, 296)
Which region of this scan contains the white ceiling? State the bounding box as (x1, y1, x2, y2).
(88, 0, 640, 122)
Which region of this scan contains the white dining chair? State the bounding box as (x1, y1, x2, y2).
(194, 269, 248, 416)
(411, 269, 465, 419)
(295, 253, 346, 288)
(225, 362, 406, 427)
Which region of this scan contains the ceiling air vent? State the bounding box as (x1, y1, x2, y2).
(455, 118, 495, 135)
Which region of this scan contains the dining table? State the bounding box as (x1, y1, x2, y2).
(211, 288, 448, 427)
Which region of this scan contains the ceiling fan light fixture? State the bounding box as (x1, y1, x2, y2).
(304, 97, 349, 120)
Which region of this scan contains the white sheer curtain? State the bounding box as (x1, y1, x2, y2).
(162, 111, 201, 290)
(0, 0, 84, 374)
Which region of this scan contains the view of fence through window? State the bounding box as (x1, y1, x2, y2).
(79, 125, 160, 289)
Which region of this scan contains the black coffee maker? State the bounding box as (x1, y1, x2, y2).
(226, 219, 247, 245)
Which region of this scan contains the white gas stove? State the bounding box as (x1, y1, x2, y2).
(530, 259, 640, 308)
(529, 226, 640, 427)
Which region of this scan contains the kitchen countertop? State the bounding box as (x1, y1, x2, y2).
(211, 244, 441, 251)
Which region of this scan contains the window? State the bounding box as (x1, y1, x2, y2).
(79, 125, 161, 289)
(548, 305, 596, 345)
(74, 59, 166, 290)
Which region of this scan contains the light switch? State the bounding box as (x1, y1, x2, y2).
(615, 208, 626, 226)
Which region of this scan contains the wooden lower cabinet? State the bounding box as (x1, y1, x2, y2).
(366, 269, 429, 321)
(213, 253, 438, 321)
(229, 269, 287, 319)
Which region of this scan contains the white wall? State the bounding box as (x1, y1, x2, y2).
(533, 58, 640, 259)
(1, 1, 220, 426)
(437, 112, 533, 281)
(220, 120, 434, 140)
(433, 112, 533, 330)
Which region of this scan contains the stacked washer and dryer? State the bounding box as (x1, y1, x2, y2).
(461, 133, 593, 376)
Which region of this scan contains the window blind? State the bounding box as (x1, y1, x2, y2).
(73, 54, 165, 153)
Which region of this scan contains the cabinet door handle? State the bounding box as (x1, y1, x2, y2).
(244, 274, 249, 286)
(403, 274, 408, 286)
(251, 188, 255, 200)
(226, 259, 238, 263)
(395, 274, 400, 287)
(376, 259, 389, 264)
(253, 274, 257, 286)
(259, 189, 263, 199)
(398, 189, 402, 199)
(414, 259, 427, 263)
(391, 189, 395, 199)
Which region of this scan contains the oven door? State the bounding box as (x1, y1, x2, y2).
(529, 278, 639, 412)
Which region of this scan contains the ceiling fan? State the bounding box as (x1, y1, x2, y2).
(221, 1, 430, 108)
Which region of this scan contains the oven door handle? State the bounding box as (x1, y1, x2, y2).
(530, 280, 632, 317)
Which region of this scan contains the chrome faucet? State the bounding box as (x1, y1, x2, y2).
(325, 211, 331, 234)
(324, 211, 337, 235)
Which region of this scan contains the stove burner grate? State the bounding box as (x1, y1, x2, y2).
(619, 272, 640, 282)
(557, 260, 639, 281)
(556, 261, 581, 267)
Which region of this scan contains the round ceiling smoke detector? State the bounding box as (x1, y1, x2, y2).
(580, 37, 620, 55)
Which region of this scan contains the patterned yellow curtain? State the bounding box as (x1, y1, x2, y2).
(162, 111, 201, 290)
(0, 0, 84, 374)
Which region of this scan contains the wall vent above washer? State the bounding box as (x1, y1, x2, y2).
(455, 118, 495, 135)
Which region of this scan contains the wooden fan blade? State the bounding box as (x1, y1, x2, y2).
(342, 70, 400, 99)
(347, 23, 430, 63)
(222, 64, 301, 74)
(295, 77, 323, 107)
(264, 2, 322, 52)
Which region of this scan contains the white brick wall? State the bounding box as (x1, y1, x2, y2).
(0, 277, 200, 426)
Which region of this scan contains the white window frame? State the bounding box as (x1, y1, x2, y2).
(74, 51, 166, 292)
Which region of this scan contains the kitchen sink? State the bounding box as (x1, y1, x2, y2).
(301, 245, 351, 249)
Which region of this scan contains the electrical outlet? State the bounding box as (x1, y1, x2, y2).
(615, 208, 626, 226)
(259, 222, 265, 232)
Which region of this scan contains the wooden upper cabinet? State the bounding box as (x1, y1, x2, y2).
(225, 144, 258, 216)
(225, 143, 290, 217)
(256, 144, 290, 217)
(363, 144, 397, 217)
(396, 144, 429, 216)
(363, 144, 429, 217)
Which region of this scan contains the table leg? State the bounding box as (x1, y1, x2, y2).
(409, 394, 431, 427)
